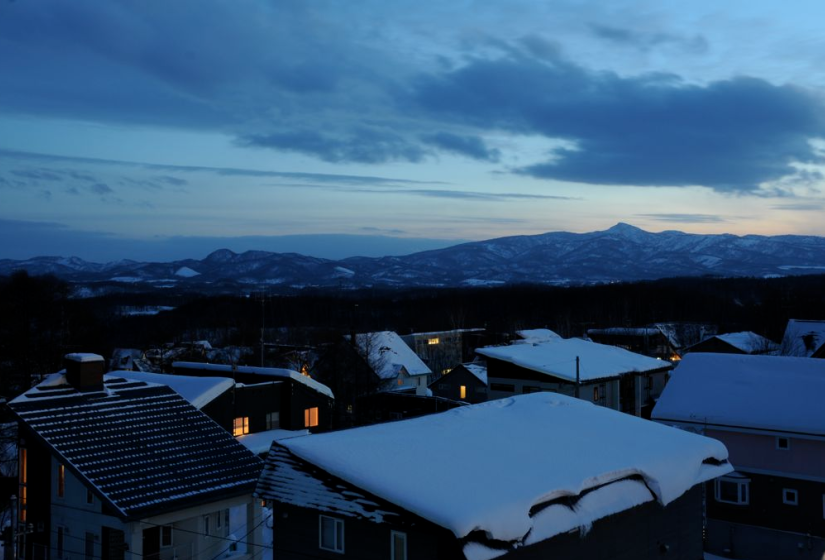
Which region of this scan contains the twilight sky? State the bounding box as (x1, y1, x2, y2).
(2, 0, 825, 261)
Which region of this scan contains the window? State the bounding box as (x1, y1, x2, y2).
(265, 411, 280, 430)
(783, 488, 798, 505)
(715, 475, 749, 505)
(86, 488, 94, 505)
(460, 385, 467, 399)
(233, 417, 249, 436)
(217, 509, 222, 529)
(427, 337, 439, 345)
(776, 437, 790, 450)
(304, 407, 319, 428)
(161, 526, 173, 548)
(438, 383, 450, 390)
(593, 386, 600, 402)
(319, 515, 344, 553)
(58, 464, 66, 498)
(57, 527, 65, 559)
(85, 532, 94, 560)
(204, 515, 211, 536)
(391, 531, 407, 560)
(224, 509, 230, 529)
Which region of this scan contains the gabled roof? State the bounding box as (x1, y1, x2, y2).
(10, 374, 263, 519)
(709, 332, 777, 354)
(258, 393, 730, 552)
(654, 323, 717, 351)
(109, 370, 233, 409)
(172, 362, 334, 399)
(652, 353, 825, 435)
(780, 319, 825, 358)
(515, 328, 562, 344)
(477, 338, 670, 382)
(352, 331, 432, 380)
(462, 362, 488, 385)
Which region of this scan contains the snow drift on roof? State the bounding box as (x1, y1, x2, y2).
(279, 392, 730, 543)
(237, 428, 310, 455)
(477, 338, 669, 382)
(352, 331, 432, 379)
(65, 353, 104, 363)
(652, 353, 825, 435)
(713, 332, 777, 354)
(515, 328, 562, 344)
(172, 362, 334, 399)
(108, 371, 233, 409)
(463, 362, 488, 385)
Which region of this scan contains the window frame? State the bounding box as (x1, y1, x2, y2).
(304, 407, 319, 428)
(318, 515, 344, 553)
(233, 417, 250, 436)
(460, 385, 467, 399)
(783, 488, 799, 506)
(161, 525, 173, 548)
(265, 411, 280, 430)
(776, 437, 790, 451)
(715, 475, 750, 505)
(58, 463, 66, 498)
(390, 530, 407, 560)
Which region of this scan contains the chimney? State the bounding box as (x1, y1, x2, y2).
(65, 353, 105, 391)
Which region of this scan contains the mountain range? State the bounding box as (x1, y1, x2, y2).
(3, 223, 825, 294)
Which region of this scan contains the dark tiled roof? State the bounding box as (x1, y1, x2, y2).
(256, 443, 403, 524)
(10, 375, 263, 519)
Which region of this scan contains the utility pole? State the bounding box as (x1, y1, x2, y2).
(575, 356, 580, 399)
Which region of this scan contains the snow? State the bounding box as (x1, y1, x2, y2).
(333, 266, 355, 276)
(462, 543, 507, 560)
(780, 318, 825, 357)
(109, 276, 144, 283)
(652, 353, 825, 435)
(281, 392, 731, 543)
(477, 338, 669, 382)
(352, 331, 432, 380)
(65, 352, 104, 363)
(515, 328, 562, 343)
(172, 362, 334, 399)
(463, 362, 488, 385)
(713, 331, 776, 354)
(107, 371, 233, 409)
(236, 428, 310, 455)
(461, 278, 506, 286)
(175, 266, 201, 277)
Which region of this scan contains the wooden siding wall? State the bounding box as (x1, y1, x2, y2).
(430, 367, 487, 404)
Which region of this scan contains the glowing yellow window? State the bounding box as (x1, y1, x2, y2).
(304, 407, 319, 428)
(460, 385, 467, 399)
(233, 417, 249, 436)
(427, 337, 439, 345)
(58, 464, 65, 497)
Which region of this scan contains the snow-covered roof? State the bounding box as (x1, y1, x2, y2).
(515, 328, 562, 343)
(652, 353, 825, 435)
(654, 323, 717, 350)
(9, 375, 262, 519)
(107, 370, 233, 409)
(780, 319, 825, 358)
(266, 393, 730, 547)
(352, 331, 432, 380)
(587, 327, 661, 338)
(172, 362, 334, 399)
(237, 428, 310, 455)
(713, 332, 777, 354)
(477, 338, 670, 382)
(463, 362, 488, 385)
(65, 352, 104, 363)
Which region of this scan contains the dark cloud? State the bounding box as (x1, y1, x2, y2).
(414, 55, 825, 193)
(420, 132, 500, 161)
(772, 202, 824, 211)
(590, 25, 708, 54)
(10, 169, 63, 181)
(637, 213, 727, 223)
(360, 226, 408, 235)
(90, 183, 114, 195)
(240, 128, 427, 164)
(366, 188, 573, 201)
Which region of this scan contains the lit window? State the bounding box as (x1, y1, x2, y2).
(233, 417, 249, 436)
(397, 378, 404, 386)
(391, 531, 407, 560)
(161, 526, 173, 548)
(265, 411, 280, 430)
(427, 338, 439, 345)
(58, 464, 66, 498)
(441, 368, 451, 375)
(460, 385, 467, 399)
(715, 475, 749, 505)
(319, 515, 344, 553)
(304, 407, 319, 428)
(776, 437, 790, 450)
(783, 488, 798, 505)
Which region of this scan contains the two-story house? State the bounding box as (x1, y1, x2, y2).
(8, 354, 265, 560)
(652, 353, 825, 560)
(255, 392, 732, 559)
(477, 337, 672, 417)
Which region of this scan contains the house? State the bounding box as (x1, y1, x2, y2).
(780, 319, 825, 358)
(477, 337, 673, 417)
(400, 328, 485, 383)
(652, 353, 825, 560)
(428, 363, 487, 404)
(255, 392, 732, 559)
(8, 353, 265, 560)
(514, 328, 562, 344)
(171, 361, 334, 432)
(684, 331, 778, 355)
(351, 331, 432, 395)
(107, 370, 310, 454)
(587, 322, 718, 361)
